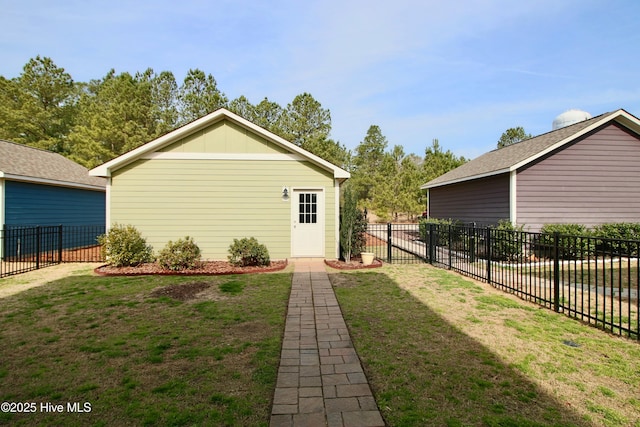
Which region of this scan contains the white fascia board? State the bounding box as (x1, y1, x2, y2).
(142, 152, 306, 161)
(90, 108, 351, 180)
(509, 109, 633, 172)
(420, 168, 511, 190)
(2, 174, 105, 191)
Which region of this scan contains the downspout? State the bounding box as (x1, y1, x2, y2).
(334, 179, 341, 259)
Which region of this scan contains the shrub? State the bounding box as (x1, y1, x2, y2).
(98, 224, 154, 267)
(490, 220, 525, 261)
(538, 223, 593, 259)
(157, 236, 202, 271)
(228, 237, 270, 267)
(340, 187, 367, 261)
(592, 223, 640, 256)
(418, 218, 456, 246)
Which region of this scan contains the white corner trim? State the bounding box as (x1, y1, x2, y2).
(0, 178, 5, 228)
(334, 180, 341, 258)
(142, 152, 306, 161)
(509, 170, 517, 224)
(105, 178, 111, 229)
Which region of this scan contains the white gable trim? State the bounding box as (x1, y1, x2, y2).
(143, 152, 306, 161)
(421, 109, 640, 190)
(90, 108, 350, 180)
(510, 109, 638, 172)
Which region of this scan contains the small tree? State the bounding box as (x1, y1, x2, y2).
(497, 127, 532, 149)
(340, 187, 367, 261)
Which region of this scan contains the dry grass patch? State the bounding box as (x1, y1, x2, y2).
(330, 264, 640, 427)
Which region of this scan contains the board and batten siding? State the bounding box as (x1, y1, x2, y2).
(110, 158, 336, 260)
(429, 174, 510, 225)
(516, 123, 640, 232)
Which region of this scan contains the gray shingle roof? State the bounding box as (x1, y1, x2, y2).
(0, 140, 106, 189)
(422, 110, 621, 189)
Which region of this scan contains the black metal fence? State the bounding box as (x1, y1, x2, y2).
(366, 223, 639, 340)
(1, 225, 105, 278)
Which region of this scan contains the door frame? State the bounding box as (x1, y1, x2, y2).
(290, 187, 325, 257)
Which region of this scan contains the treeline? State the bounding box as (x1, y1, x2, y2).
(0, 56, 466, 220)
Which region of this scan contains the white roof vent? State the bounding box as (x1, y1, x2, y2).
(552, 109, 592, 130)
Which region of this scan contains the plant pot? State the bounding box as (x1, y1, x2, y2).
(361, 252, 374, 266)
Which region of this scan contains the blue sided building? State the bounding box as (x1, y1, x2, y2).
(0, 140, 106, 258)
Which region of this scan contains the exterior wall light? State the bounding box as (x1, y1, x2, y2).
(282, 186, 289, 201)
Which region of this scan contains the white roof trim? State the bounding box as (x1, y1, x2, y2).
(143, 152, 306, 161)
(89, 108, 350, 179)
(0, 173, 106, 191)
(420, 168, 511, 189)
(509, 109, 636, 171)
(421, 109, 639, 190)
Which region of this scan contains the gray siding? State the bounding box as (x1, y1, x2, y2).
(429, 174, 510, 225)
(517, 123, 640, 231)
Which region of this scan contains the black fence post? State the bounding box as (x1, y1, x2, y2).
(35, 226, 41, 269)
(486, 227, 492, 283)
(428, 223, 434, 264)
(553, 231, 560, 312)
(470, 223, 476, 263)
(387, 223, 392, 263)
(58, 224, 63, 263)
(448, 224, 452, 269)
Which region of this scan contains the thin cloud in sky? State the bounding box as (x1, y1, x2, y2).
(1, 0, 639, 159)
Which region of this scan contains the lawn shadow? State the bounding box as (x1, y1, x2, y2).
(330, 268, 593, 427)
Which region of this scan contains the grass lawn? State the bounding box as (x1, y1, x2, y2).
(0, 266, 292, 426)
(330, 264, 640, 427)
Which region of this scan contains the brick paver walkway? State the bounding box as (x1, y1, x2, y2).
(270, 259, 385, 427)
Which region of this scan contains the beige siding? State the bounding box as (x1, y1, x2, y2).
(517, 123, 640, 231)
(158, 121, 289, 154)
(111, 158, 335, 259)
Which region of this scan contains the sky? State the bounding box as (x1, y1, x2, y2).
(2, 0, 639, 160)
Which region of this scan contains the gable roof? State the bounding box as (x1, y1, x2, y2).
(89, 108, 350, 180)
(421, 109, 640, 189)
(0, 140, 106, 190)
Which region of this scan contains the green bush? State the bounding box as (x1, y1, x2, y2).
(98, 224, 154, 267)
(157, 236, 202, 271)
(418, 218, 455, 246)
(490, 220, 525, 261)
(228, 237, 270, 267)
(538, 223, 593, 259)
(592, 223, 640, 256)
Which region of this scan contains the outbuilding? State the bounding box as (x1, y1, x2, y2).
(90, 108, 350, 260)
(421, 109, 640, 231)
(0, 140, 106, 227)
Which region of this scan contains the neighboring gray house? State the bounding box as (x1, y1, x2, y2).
(421, 109, 640, 231)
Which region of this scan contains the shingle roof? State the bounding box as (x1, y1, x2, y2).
(421, 110, 628, 189)
(0, 140, 106, 189)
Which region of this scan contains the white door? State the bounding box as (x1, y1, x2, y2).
(291, 190, 324, 257)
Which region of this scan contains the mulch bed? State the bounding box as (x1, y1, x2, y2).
(325, 258, 383, 270)
(94, 260, 288, 276)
